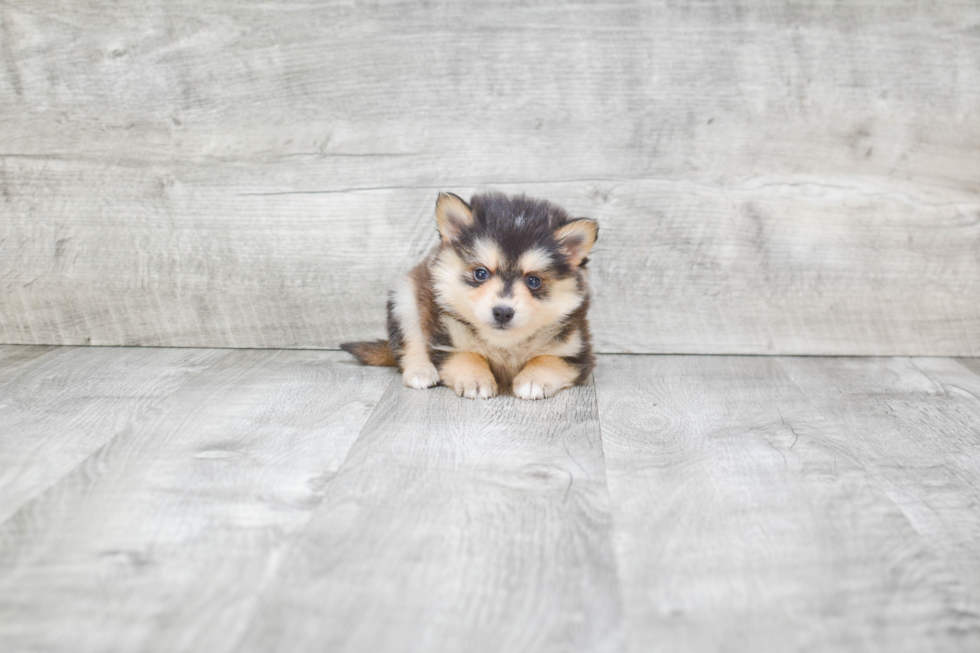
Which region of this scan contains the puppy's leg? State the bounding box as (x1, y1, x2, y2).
(440, 352, 497, 399)
(391, 274, 440, 389)
(512, 355, 578, 400)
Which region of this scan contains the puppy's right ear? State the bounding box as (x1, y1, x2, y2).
(435, 192, 473, 243)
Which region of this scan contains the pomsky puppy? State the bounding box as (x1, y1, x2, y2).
(341, 191, 598, 400)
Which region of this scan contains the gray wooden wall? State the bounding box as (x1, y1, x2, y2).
(2, 0, 979, 355)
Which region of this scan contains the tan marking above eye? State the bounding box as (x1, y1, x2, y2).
(473, 239, 504, 272)
(518, 248, 553, 274)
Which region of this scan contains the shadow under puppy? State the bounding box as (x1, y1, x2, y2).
(342, 191, 597, 400)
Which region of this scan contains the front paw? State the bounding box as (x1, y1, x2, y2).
(403, 363, 440, 390)
(512, 359, 574, 400)
(453, 370, 498, 400)
(513, 377, 554, 400)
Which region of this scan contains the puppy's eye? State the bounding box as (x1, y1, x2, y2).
(473, 267, 490, 282)
(525, 275, 542, 290)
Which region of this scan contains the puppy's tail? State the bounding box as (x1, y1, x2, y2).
(340, 339, 398, 367)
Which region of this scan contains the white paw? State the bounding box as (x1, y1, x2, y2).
(512, 357, 575, 400)
(454, 374, 497, 400)
(513, 374, 571, 400)
(513, 380, 549, 400)
(403, 364, 440, 390)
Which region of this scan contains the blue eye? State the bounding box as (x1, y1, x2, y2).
(526, 275, 542, 290)
(473, 267, 490, 282)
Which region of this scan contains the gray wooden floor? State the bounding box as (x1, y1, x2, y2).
(2, 346, 979, 652)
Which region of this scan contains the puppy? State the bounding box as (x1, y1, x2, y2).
(341, 191, 597, 400)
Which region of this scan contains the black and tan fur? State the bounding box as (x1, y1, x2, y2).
(341, 191, 598, 400)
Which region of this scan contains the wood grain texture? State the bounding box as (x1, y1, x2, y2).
(2, 1, 980, 354)
(776, 355, 980, 643)
(959, 357, 980, 379)
(0, 344, 54, 377)
(2, 170, 978, 355)
(236, 381, 625, 653)
(588, 177, 980, 355)
(1, 347, 979, 651)
(0, 345, 223, 522)
(2, 1, 977, 181)
(595, 355, 980, 652)
(0, 350, 393, 653)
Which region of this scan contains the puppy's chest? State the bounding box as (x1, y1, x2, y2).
(482, 345, 539, 385)
(440, 318, 555, 385)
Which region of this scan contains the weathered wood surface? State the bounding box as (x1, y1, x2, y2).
(2, 346, 980, 651)
(237, 380, 624, 653)
(778, 355, 980, 640)
(2, 1, 980, 354)
(595, 355, 980, 652)
(0, 345, 223, 522)
(0, 348, 393, 653)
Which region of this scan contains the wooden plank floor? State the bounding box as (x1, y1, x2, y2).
(1, 346, 979, 652)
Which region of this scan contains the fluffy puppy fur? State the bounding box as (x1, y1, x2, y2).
(341, 191, 598, 400)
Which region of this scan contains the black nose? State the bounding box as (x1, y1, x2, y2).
(492, 305, 515, 324)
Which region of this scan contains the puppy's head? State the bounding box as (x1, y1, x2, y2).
(432, 191, 597, 345)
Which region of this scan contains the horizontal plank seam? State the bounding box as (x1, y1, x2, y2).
(3, 156, 976, 202)
(1, 343, 979, 361)
(234, 177, 660, 196)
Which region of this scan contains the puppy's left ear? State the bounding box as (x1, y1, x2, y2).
(435, 192, 474, 243)
(554, 218, 598, 267)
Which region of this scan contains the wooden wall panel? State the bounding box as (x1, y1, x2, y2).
(2, 0, 979, 354)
